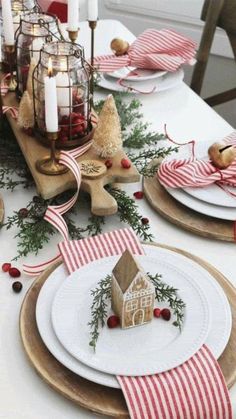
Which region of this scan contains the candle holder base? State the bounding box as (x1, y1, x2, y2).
(68, 29, 80, 43)
(36, 157, 69, 176)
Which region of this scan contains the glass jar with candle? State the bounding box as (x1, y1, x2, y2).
(33, 41, 94, 148)
(0, 0, 41, 67)
(15, 11, 62, 97)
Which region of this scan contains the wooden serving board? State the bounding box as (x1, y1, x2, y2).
(2, 92, 140, 215)
(20, 244, 236, 418)
(143, 175, 235, 241)
(0, 194, 4, 224)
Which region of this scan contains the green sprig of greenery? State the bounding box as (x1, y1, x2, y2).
(88, 274, 112, 351)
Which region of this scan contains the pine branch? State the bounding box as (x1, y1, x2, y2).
(108, 186, 153, 241)
(88, 274, 112, 351)
(148, 273, 185, 330)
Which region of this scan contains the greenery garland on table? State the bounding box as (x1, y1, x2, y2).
(0, 93, 177, 261)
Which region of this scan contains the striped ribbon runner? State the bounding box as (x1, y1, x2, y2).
(23, 141, 92, 275)
(2, 106, 18, 119)
(0, 73, 11, 96)
(58, 230, 232, 419)
(94, 29, 197, 73)
(158, 131, 236, 190)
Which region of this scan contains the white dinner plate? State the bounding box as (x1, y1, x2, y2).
(166, 140, 236, 208)
(51, 250, 211, 376)
(97, 68, 184, 94)
(36, 245, 231, 387)
(107, 67, 167, 82)
(166, 186, 236, 220)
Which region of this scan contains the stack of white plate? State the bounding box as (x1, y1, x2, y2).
(36, 245, 232, 388)
(97, 67, 184, 94)
(163, 140, 236, 221)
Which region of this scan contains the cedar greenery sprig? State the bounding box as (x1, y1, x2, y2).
(148, 273, 186, 330)
(89, 272, 185, 350)
(108, 186, 153, 241)
(88, 274, 112, 351)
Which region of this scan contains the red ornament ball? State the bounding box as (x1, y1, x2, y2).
(2, 263, 11, 272)
(161, 308, 171, 321)
(133, 191, 144, 199)
(141, 217, 149, 225)
(9, 267, 21, 278)
(153, 308, 161, 318)
(121, 158, 131, 169)
(18, 208, 29, 218)
(107, 315, 120, 329)
(12, 281, 23, 293)
(105, 159, 113, 169)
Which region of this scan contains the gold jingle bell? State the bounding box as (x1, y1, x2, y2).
(208, 142, 236, 169)
(110, 38, 130, 56)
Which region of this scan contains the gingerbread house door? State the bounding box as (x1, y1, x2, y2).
(132, 309, 145, 326)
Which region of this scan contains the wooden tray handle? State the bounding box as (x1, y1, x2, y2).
(88, 179, 118, 216)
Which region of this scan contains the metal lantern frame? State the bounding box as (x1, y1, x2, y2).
(11, 0, 41, 13)
(15, 11, 63, 97)
(32, 40, 93, 148)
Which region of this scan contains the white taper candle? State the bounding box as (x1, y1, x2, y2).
(68, 0, 79, 31)
(2, 0, 15, 45)
(88, 0, 98, 21)
(44, 58, 58, 132)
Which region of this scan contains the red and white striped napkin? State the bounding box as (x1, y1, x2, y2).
(94, 29, 197, 73)
(158, 131, 236, 191)
(59, 228, 232, 419)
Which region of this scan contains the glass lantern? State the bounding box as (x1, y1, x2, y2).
(0, 0, 41, 68)
(15, 12, 63, 97)
(33, 41, 93, 148)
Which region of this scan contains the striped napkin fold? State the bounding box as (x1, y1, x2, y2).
(94, 29, 197, 73)
(59, 227, 232, 419)
(158, 131, 236, 191)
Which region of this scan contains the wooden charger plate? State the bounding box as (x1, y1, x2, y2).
(20, 244, 236, 418)
(143, 175, 235, 241)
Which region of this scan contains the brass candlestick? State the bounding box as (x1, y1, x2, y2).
(36, 131, 68, 175)
(88, 20, 97, 106)
(68, 29, 79, 43)
(4, 44, 17, 91)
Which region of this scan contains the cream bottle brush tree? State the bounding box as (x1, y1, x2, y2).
(92, 94, 123, 158)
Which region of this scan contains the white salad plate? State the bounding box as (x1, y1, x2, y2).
(107, 67, 167, 82)
(36, 245, 231, 386)
(97, 68, 184, 94)
(166, 187, 236, 220)
(51, 250, 212, 376)
(166, 140, 236, 208)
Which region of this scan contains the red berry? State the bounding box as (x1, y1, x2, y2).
(18, 208, 29, 218)
(161, 308, 171, 321)
(133, 191, 144, 199)
(107, 315, 120, 329)
(121, 158, 131, 169)
(12, 281, 22, 293)
(105, 159, 113, 169)
(60, 115, 69, 125)
(141, 217, 149, 225)
(153, 308, 161, 318)
(2, 263, 11, 272)
(9, 267, 21, 278)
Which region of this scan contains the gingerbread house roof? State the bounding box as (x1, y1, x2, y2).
(112, 249, 145, 293)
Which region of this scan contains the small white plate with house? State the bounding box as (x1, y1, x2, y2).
(51, 251, 211, 376)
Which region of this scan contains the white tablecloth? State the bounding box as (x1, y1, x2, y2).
(0, 20, 235, 419)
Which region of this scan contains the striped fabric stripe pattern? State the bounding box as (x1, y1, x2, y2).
(94, 29, 197, 73)
(118, 345, 232, 419)
(158, 132, 236, 190)
(58, 227, 145, 274)
(23, 141, 93, 275)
